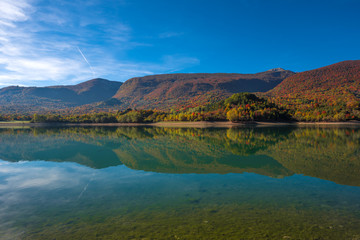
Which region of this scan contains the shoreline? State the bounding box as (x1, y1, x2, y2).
(0, 121, 360, 128)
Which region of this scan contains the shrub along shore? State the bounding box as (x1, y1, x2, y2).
(0, 93, 359, 124)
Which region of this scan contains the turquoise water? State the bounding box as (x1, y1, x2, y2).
(0, 126, 359, 239)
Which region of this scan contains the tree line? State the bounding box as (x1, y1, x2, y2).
(0, 92, 359, 123)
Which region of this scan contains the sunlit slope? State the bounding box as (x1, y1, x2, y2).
(111, 70, 294, 110)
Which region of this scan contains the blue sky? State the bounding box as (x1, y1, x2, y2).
(0, 0, 359, 87)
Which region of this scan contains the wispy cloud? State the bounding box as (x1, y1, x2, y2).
(0, 1, 199, 87)
(0, 0, 93, 86)
(0, 0, 31, 25)
(95, 55, 200, 81)
(161, 55, 200, 72)
(159, 31, 184, 39)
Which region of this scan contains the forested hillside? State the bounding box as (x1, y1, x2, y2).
(0, 60, 359, 122)
(267, 60, 360, 121)
(110, 69, 294, 110)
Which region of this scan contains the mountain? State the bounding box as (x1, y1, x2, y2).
(111, 70, 294, 110)
(266, 60, 360, 121)
(268, 60, 360, 101)
(0, 78, 122, 113)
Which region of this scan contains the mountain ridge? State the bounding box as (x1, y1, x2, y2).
(268, 60, 360, 98)
(111, 69, 295, 110)
(0, 69, 295, 113)
(0, 60, 359, 115)
(266, 60, 360, 121)
(0, 78, 123, 112)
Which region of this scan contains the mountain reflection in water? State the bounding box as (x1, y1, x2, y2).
(1, 126, 359, 186)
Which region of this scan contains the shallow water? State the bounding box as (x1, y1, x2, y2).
(0, 126, 359, 239)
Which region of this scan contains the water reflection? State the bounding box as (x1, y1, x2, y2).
(0, 127, 359, 185)
(0, 126, 360, 239)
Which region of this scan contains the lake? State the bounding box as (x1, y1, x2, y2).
(0, 126, 359, 239)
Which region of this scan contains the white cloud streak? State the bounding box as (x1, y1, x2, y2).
(77, 47, 96, 78)
(0, 1, 200, 87)
(0, 0, 31, 24)
(0, 0, 93, 86)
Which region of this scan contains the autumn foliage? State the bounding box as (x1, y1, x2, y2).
(267, 60, 360, 121)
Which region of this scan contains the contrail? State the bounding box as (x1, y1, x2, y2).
(77, 46, 96, 77)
